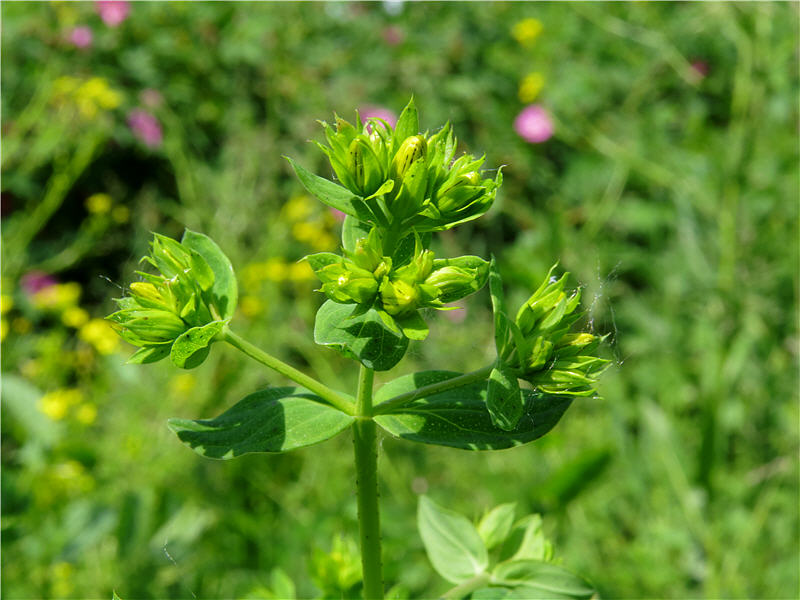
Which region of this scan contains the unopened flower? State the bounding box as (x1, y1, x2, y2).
(96, 1, 130, 27)
(128, 109, 163, 148)
(514, 104, 554, 144)
(69, 26, 93, 48)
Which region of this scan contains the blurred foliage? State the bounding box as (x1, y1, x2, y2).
(2, 2, 798, 599)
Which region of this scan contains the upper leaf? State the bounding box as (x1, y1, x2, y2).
(314, 299, 408, 371)
(286, 157, 377, 223)
(167, 387, 354, 458)
(392, 97, 419, 153)
(181, 229, 238, 320)
(417, 495, 489, 584)
(477, 503, 517, 551)
(374, 371, 572, 450)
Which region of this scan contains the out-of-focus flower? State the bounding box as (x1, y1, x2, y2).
(86, 193, 112, 214)
(140, 88, 163, 108)
(382, 25, 405, 46)
(690, 60, 710, 78)
(512, 18, 543, 46)
(96, 1, 130, 27)
(442, 304, 468, 324)
(169, 373, 197, 396)
(360, 105, 398, 129)
(112, 205, 130, 223)
(288, 261, 315, 283)
(62, 306, 90, 328)
(32, 282, 81, 311)
(329, 207, 346, 222)
(282, 194, 315, 222)
(514, 104, 554, 144)
(75, 403, 98, 425)
(21, 271, 57, 295)
(76, 77, 122, 118)
(69, 26, 93, 48)
(128, 109, 163, 148)
(292, 221, 336, 251)
(518, 72, 545, 103)
(79, 318, 119, 354)
(239, 296, 264, 318)
(38, 388, 83, 420)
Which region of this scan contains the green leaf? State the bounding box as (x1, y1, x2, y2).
(167, 387, 354, 458)
(181, 230, 238, 320)
(489, 560, 595, 599)
(498, 515, 553, 563)
(395, 310, 429, 341)
(314, 300, 408, 371)
(486, 364, 523, 431)
(478, 503, 517, 551)
(342, 216, 371, 253)
(393, 97, 419, 151)
(417, 496, 488, 584)
(374, 371, 572, 450)
(127, 344, 171, 365)
(286, 157, 376, 222)
(170, 320, 227, 369)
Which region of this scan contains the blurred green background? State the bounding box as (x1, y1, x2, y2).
(2, 2, 798, 599)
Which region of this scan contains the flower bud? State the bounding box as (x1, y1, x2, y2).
(129, 282, 171, 310)
(379, 278, 419, 316)
(390, 135, 427, 182)
(109, 309, 187, 343)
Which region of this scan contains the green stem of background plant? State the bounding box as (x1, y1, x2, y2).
(220, 327, 355, 415)
(373, 364, 494, 415)
(353, 364, 384, 600)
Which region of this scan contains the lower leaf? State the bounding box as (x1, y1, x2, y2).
(167, 387, 355, 458)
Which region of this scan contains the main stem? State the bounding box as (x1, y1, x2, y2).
(353, 365, 383, 600)
(220, 327, 355, 415)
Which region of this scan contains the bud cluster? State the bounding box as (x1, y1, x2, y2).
(107, 234, 221, 363)
(500, 266, 609, 396)
(305, 227, 489, 338)
(316, 101, 501, 232)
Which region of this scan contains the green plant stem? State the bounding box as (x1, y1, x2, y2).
(220, 327, 355, 415)
(353, 365, 384, 600)
(441, 573, 491, 599)
(373, 364, 494, 415)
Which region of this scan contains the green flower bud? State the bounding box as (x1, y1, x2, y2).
(380, 278, 419, 316)
(390, 135, 427, 182)
(108, 309, 187, 343)
(129, 282, 172, 311)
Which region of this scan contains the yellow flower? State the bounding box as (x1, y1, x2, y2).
(53, 76, 80, 99)
(38, 388, 83, 421)
(32, 282, 81, 311)
(111, 205, 130, 223)
(86, 193, 112, 214)
(11, 317, 31, 334)
(240, 295, 264, 318)
(75, 403, 97, 425)
(512, 18, 543, 46)
(288, 261, 315, 283)
(518, 72, 545, 103)
(292, 221, 336, 251)
(282, 194, 315, 222)
(0, 294, 13, 314)
(62, 306, 89, 328)
(79, 318, 119, 354)
(169, 373, 196, 396)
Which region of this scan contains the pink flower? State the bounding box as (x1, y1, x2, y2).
(96, 1, 130, 27)
(360, 106, 398, 129)
(690, 60, 710, 78)
(21, 271, 57, 295)
(128, 110, 163, 148)
(514, 104, 554, 144)
(442, 305, 468, 324)
(382, 25, 405, 46)
(329, 207, 346, 222)
(69, 26, 93, 48)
